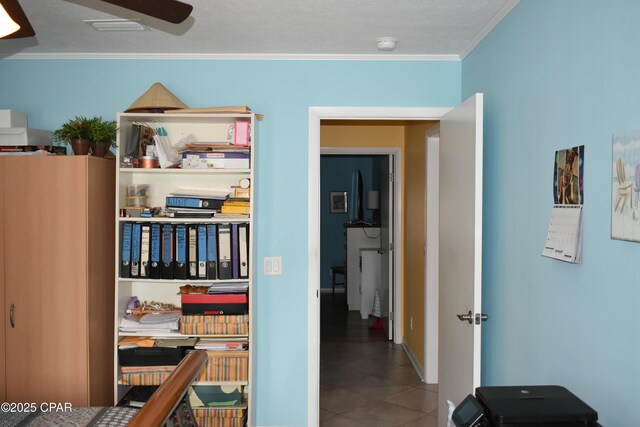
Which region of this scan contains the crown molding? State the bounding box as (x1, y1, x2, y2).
(459, 0, 520, 60)
(1, 52, 461, 61)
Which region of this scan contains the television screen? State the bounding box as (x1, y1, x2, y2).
(349, 170, 363, 222)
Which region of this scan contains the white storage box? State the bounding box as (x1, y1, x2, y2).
(0, 110, 27, 128)
(0, 128, 53, 146)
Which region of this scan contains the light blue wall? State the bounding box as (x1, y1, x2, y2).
(320, 155, 381, 288)
(0, 59, 460, 426)
(462, 1, 640, 426)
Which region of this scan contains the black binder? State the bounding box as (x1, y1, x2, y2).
(149, 223, 161, 279)
(161, 224, 174, 279)
(206, 224, 218, 280)
(217, 223, 232, 280)
(174, 224, 187, 280)
(120, 222, 132, 278)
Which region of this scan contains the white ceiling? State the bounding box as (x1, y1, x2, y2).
(0, 0, 519, 59)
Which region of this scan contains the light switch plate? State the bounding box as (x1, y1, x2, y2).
(264, 257, 282, 275)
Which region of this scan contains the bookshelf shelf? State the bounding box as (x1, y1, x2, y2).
(119, 168, 251, 175)
(114, 112, 256, 425)
(118, 217, 250, 224)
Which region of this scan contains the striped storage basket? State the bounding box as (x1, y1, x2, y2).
(196, 351, 248, 382)
(120, 365, 176, 385)
(192, 407, 247, 427)
(180, 315, 249, 335)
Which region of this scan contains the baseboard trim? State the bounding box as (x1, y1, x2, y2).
(402, 339, 425, 382)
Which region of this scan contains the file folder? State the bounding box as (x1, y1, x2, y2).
(188, 224, 198, 280)
(197, 224, 207, 279)
(175, 224, 187, 280)
(161, 224, 175, 279)
(206, 224, 218, 280)
(150, 223, 162, 279)
(130, 223, 142, 278)
(140, 224, 150, 278)
(239, 223, 249, 279)
(217, 224, 232, 280)
(120, 222, 132, 278)
(231, 223, 239, 279)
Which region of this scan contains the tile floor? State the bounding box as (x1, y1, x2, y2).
(320, 292, 438, 427)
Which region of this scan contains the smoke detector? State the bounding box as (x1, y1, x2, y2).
(376, 37, 397, 51)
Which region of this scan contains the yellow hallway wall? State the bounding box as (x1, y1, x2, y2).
(402, 123, 434, 367)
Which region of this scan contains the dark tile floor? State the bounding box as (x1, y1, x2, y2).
(320, 292, 438, 427)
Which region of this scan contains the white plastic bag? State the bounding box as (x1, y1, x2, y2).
(153, 127, 186, 168)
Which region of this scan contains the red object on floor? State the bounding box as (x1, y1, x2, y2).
(368, 317, 383, 329)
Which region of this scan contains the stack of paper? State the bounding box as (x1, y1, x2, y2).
(195, 338, 247, 351)
(207, 282, 249, 294)
(119, 313, 180, 333)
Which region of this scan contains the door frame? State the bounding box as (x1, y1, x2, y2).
(320, 147, 401, 341)
(308, 106, 451, 427)
(425, 125, 440, 383)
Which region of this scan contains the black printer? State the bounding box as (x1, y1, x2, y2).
(452, 385, 601, 427)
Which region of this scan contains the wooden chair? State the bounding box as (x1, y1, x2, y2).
(129, 349, 208, 427)
(615, 158, 633, 213)
(330, 265, 346, 295)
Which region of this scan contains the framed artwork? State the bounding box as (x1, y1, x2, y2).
(612, 129, 640, 242)
(330, 191, 348, 213)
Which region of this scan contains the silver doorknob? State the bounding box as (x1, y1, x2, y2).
(457, 310, 473, 324)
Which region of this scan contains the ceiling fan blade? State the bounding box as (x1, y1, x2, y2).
(1, 0, 35, 38)
(99, 0, 193, 24)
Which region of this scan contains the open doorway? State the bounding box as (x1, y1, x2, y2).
(308, 98, 485, 427)
(308, 108, 450, 426)
(319, 151, 395, 336)
(317, 120, 437, 426)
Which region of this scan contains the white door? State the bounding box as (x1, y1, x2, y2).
(379, 155, 393, 339)
(437, 94, 484, 427)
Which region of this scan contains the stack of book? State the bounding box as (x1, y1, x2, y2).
(164, 189, 230, 218)
(215, 198, 250, 219)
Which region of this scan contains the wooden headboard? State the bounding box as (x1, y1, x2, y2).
(128, 349, 207, 427)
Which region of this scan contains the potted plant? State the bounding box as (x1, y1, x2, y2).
(88, 117, 117, 157)
(52, 115, 93, 155)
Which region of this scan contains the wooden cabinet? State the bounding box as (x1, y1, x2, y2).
(0, 156, 115, 406)
(114, 112, 256, 426)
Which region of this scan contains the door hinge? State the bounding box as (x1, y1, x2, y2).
(389, 172, 394, 182)
(389, 311, 394, 321)
(389, 242, 394, 251)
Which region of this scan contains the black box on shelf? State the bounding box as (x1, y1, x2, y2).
(118, 346, 184, 367)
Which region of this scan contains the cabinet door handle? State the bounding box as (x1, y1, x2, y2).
(9, 304, 15, 328)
